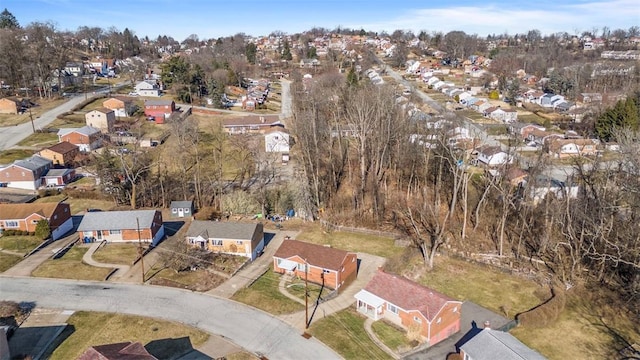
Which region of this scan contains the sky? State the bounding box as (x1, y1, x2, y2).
(2, 0, 639, 41)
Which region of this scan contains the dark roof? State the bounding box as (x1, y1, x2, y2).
(186, 221, 262, 240)
(170, 200, 193, 208)
(363, 270, 459, 321)
(476, 145, 504, 156)
(144, 99, 174, 106)
(45, 141, 78, 154)
(13, 155, 51, 171)
(460, 329, 547, 360)
(222, 115, 281, 127)
(79, 341, 158, 360)
(273, 239, 353, 271)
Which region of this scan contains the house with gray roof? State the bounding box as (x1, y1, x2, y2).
(58, 126, 103, 152)
(170, 200, 194, 218)
(186, 221, 264, 261)
(0, 155, 52, 190)
(459, 328, 546, 360)
(77, 210, 164, 245)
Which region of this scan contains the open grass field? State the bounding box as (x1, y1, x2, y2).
(146, 266, 227, 292)
(0, 98, 66, 127)
(0, 236, 44, 256)
(16, 131, 59, 147)
(231, 268, 304, 315)
(0, 149, 35, 164)
(49, 113, 86, 128)
(32, 245, 113, 280)
(296, 223, 402, 258)
(309, 308, 391, 360)
(48, 311, 209, 360)
(92, 243, 140, 265)
(0, 252, 22, 272)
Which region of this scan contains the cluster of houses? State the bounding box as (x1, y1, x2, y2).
(241, 78, 271, 111)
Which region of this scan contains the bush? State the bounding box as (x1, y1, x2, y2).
(488, 90, 500, 100)
(1, 230, 30, 236)
(0, 301, 20, 318)
(516, 286, 566, 328)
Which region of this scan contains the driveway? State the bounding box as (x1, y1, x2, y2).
(0, 277, 341, 360)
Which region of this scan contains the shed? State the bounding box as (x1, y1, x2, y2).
(170, 200, 195, 218)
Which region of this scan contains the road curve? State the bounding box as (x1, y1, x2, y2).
(0, 277, 341, 360)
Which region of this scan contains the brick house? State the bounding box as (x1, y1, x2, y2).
(77, 210, 165, 245)
(186, 221, 265, 261)
(273, 239, 358, 292)
(144, 99, 175, 124)
(0, 202, 73, 240)
(85, 108, 116, 133)
(37, 141, 79, 167)
(57, 126, 103, 152)
(0, 155, 52, 190)
(355, 270, 462, 346)
(102, 97, 134, 118)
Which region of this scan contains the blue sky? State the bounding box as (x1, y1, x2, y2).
(2, 0, 639, 41)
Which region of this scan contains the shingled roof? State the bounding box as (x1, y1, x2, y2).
(363, 270, 459, 322)
(45, 141, 78, 154)
(0, 202, 60, 220)
(273, 239, 353, 271)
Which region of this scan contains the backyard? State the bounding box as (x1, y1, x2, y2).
(297, 223, 402, 258)
(34, 194, 115, 215)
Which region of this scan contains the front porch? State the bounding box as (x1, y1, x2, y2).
(354, 289, 385, 321)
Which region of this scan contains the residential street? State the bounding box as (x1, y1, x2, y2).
(0, 277, 341, 360)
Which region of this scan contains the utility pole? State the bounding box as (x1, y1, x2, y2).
(304, 259, 309, 329)
(28, 107, 35, 133)
(137, 217, 145, 284)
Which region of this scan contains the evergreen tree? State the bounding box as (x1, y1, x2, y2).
(0, 8, 19, 29)
(245, 42, 257, 64)
(35, 220, 50, 240)
(596, 98, 639, 141)
(281, 40, 292, 61)
(346, 67, 359, 87)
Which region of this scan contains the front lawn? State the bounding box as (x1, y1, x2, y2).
(371, 320, 415, 353)
(297, 223, 402, 258)
(32, 245, 113, 280)
(0, 253, 22, 272)
(231, 268, 304, 315)
(309, 308, 391, 360)
(47, 311, 209, 360)
(285, 279, 324, 303)
(92, 243, 141, 265)
(0, 235, 44, 255)
(146, 266, 227, 292)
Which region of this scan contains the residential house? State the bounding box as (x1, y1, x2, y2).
(273, 239, 358, 292)
(509, 123, 546, 141)
(77, 210, 165, 245)
(85, 108, 116, 133)
(473, 146, 512, 166)
(264, 128, 290, 152)
(57, 126, 103, 152)
(0, 202, 73, 240)
(135, 80, 161, 97)
(0, 155, 52, 190)
(459, 328, 546, 360)
(485, 107, 518, 123)
(64, 62, 84, 77)
(354, 270, 462, 345)
(186, 221, 264, 261)
(548, 138, 597, 158)
(41, 168, 76, 188)
(37, 141, 79, 167)
(144, 99, 175, 124)
(527, 129, 563, 146)
(77, 341, 158, 360)
(505, 167, 528, 186)
(577, 93, 603, 103)
(169, 200, 194, 218)
(528, 176, 579, 205)
(0, 98, 18, 114)
(103, 97, 135, 118)
(477, 101, 493, 113)
(222, 115, 283, 134)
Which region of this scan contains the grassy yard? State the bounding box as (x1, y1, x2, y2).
(32, 245, 113, 280)
(231, 268, 305, 315)
(297, 223, 402, 258)
(511, 289, 639, 360)
(17, 131, 60, 147)
(0, 98, 66, 127)
(309, 308, 391, 360)
(285, 279, 324, 303)
(371, 320, 414, 353)
(49, 113, 86, 128)
(48, 311, 209, 360)
(0, 149, 34, 164)
(0, 235, 44, 255)
(418, 256, 542, 316)
(146, 266, 227, 292)
(92, 243, 140, 265)
(0, 253, 22, 272)
(34, 194, 115, 215)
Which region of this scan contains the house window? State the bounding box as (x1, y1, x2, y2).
(184, 208, 190, 213)
(236, 240, 243, 245)
(32, 220, 38, 224)
(437, 317, 441, 324)
(111, 230, 121, 235)
(323, 269, 330, 274)
(413, 316, 422, 323)
(453, 307, 458, 313)
(188, 238, 195, 244)
(21, 171, 25, 177)
(171, 208, 178, 213)
(211, 239, 223, 246)
(5, 221, 19, 228)
(387, 304, 399, 315)
(297, 263, 306, 271)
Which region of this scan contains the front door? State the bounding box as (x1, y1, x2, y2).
(96, 230, 103, 240)
(178, 208, 184, 217)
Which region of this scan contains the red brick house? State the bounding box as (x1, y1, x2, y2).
(77, 209, 165, 245)
(57, 126, 103, 152)
(77, 341, 157, 360)
(354, 270, 462, 346)
(37, 141, 79, 167)
(0, 155, 52, 190)
(273, 239, 357, 292)
(144, 99, 175, 124)
(0, 202, 73, 240)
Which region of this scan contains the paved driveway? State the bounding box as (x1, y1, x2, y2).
(0, 277, 341, 360)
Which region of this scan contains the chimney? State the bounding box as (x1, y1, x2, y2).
(483, 320, 491, 330)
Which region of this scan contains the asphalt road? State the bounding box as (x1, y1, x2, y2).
(0, 277, 341, 360)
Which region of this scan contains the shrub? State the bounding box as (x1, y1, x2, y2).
(0, 301, 20, 318)
(35, 219, 51, 240)
(488, 90, 500, 100)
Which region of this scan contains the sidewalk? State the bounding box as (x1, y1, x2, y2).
(206, 230, 299, 298)
(364, 318, 401, 360)
(81, 242, 130, 281)
(2, 234, 78, 277)
(278, 252, 386, 330)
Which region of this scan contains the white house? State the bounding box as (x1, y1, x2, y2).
(135, 80, 161, 97)
(528, 177, 579, 205)
(264, 128, 290, 153)
(487, 107, 518, 123)
(474, 145, 513, 166)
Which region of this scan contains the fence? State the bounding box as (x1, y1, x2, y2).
(319, 220, 401, 239)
